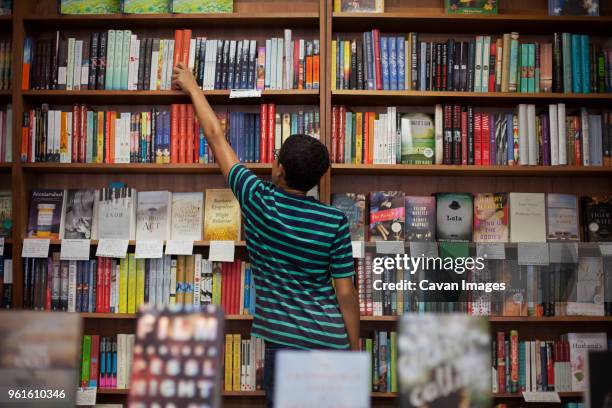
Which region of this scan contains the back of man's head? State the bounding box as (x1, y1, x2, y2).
(278, 134, 330, 192)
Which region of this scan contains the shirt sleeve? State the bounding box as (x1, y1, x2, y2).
(330, 216, 356, 279)
(227, 163, 265, 212)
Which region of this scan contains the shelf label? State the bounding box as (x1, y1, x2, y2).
(522, 391, 561, 403)
(60, 239, 91, 260)
(549, 242, 578, 263)
(22, 238, 50, 258)
(76, 387, 97, 406)
(351, 241, 364, 259)
(165, 240, 194, 255)
(96, 239, 129, 258)
(208, 240, 235, 262)
(375, 241, 405, 255)
(229, 89, 261, 98)
(476, 243, 506, 260)
(135, 240, 164, 259)
(518, 243, 550, 265)
(600, 244, 612, 257)
(0, 237, 4, 256)
(409, 241, 438, 258)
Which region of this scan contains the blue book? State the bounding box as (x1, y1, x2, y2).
(254, 115, 260, 163)
(419, 42, 427, 91)
(518, 341, 526, 392)
(506, 113, 514, 163)
(200, 130, 207, 163)
(490, 113, 496, 165)
(581, 35, 590, 93)
(89, 260, 96, 312)
(155, 110, 163, 163)
(397, 37, 405, 90)
(364, 32, 374, 90)
(338, 39, 344, 88)
(99, 338, 106, 387)
(248, 114, 255, 163)
(388, 37, 397, 90)
(249, 271, 256, 314)
(381, 37, 390, 90)
(571, 34, 582, 93)
(238, 113, 245, 162)
(83, 261, 89, 312)
(162, 110, 170, 164)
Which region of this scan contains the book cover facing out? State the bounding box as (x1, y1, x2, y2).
(0, 311, 82, 407)
(63, 189, 96, 239)
(369, 191, 405, 241)
(566, 332, 608, 392)
(337, 0, 384, 12)
(436, 193, 473, 242)
(582, 196, 612, 242)
(129, 304, 224, 408)
(400, 113, 435, 165)
(473, 193, 508, 243)
(332, 193, 366, 241)
(171, 192, 204, 241)
(0, 190, 11, 237)
(398, 314, 491, 408)
(122, 0, 170, 13)
(172, 0, 233, 13)
(445, 0, 498, 14)
(548, 0, 599, 16)
(27, 189, 65, 239)
(405, 196, 436, 242)
(546, 193, 579, 241)
(203, 189, 241, 241)
(59, 0, 121, 14)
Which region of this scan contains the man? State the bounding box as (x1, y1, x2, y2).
(172, 63, 360, 407)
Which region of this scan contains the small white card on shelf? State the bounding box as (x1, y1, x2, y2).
(135, 240, 164, 259)
(229, 89, 261, 98)
(22, 238, 50, 258)
(517, 243, 550, 265)
(165, 240, 194, 255)
(96, 239, 129, 258)
(75, 387, 97, 406)
(0, 237, 4, 256)
(209, 240, 235, 262)
(60, 239, 91, 260)
(476, 243, 506, 260)
(522, 392, 561, 403)
(548, 242, 579, 263)
(600, 244, 612, 256)
(375, 241, 405, 254)
(409, 241, 438, 258)
(351, 241, 364, 258)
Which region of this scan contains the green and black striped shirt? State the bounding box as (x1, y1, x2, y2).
(228, 164, 355, 349)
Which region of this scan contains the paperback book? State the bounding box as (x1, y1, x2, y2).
(566, 257, 605, 316)
(369, 191, 405, 241)
(405, 196, 435, 242)
(203, 189, 241, 241)
(170, 192, 204, 241)
(122, 0, 170, 13)
(436, 193, 473, 242)
(509, 192, 546, 243)
(27, 190, 65, 239)
(135, 191, 172, 241)
(334, 0, 384, 12)
(564, 332, 608, 392)
(171, 0, 233, 13)
(400, 113, 435, 164)
(582, 196, 612, 242)
(96, 187, 137, 240)
(59, 0, 121, 14)
(445, 0, 498, 14)
(548, 0, 599, 16)
(546, 193, 579, 241)
(332, 193, 367, 241)
(0, 190, 10, 237)
(473, 193, 508, 242)
(62, 189, 96, 239)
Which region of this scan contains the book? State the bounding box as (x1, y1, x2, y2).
(170, 192, 204, 241)
(548, 0, 599, 16)
(435, 192, 473, 242)
(0, 190, 11, 237)
(128, 305, 224, 407)
(122, 0, 170, 13)
(445, 0, 498, 14)
(331, 193, 367, 241)
(564, 332, 607, 391)
(509, 192, 546, 243)
(546, 193, 579, 241)
(368, 191, 405, 241)
(135, 191, 172, 241)
(334, 0, 384, 12)
(398, 314, 491, 407)
(473, 193, 508, 242)
(96, 187, 137, 240)
(27, 189, 65, 239)
(404, 196, 436, 242)
(171, 0, 233, 13)
(62, 189, 96, 239)
(203, 189, 241, 241)
(400, 113, 435, 164)
(566, 257, 605, 316)
(582, 196, 612, 242)
(59, 0, 121, 14)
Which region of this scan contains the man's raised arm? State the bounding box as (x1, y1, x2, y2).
(172, 62, 239, 181)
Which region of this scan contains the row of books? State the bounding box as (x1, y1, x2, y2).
(0, 105, 12, 163)
(0, 40, 11, 91)
(492, 331, 608, 393)
(362, 330, 397, 393)
(23, 29, 319, 91)
(0, 190, 10, 238)
(22, 255, 255, 316)
(330, 105, 611, 166)
(223, 334, 264, 392)
(332, 192, 611, 243)
(27, 188, 240, 241)
(79, 334, 135, 390)
(0, 257, 12, 308)
(332, 31, 611, 94)
(60, 0, 233, 14)
(21, 104, 319, 164)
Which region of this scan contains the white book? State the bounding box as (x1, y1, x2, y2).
(434, 104, 443, 164)
(155, 259, 163, 306)
(193, 253, 202, 305)
(128, 35, 138, 91)
(118, 113, 131, 163)
(481, 36, 491, 92)
(188, 38, 196, 72)
(580, 108, 590, 166)
(114, 117, 122, 161)
(270, 38, 278, 89)
(171, 192, 203, 240)
(116, 334, 125, 388)
(66, 38, 75, 90)
(209, 40, 218, 90)
(149, 42, 159, 91)
(277, 39, 284, 89)
(474, 36, 483, 92)
(163, 255, 171, 305)
(114, 30, 124, 91)
(557, 103, 567, 165)
(518, 104, 528, 165)
(527, 104, 537, 165)
(491, 367, 498, 393)
(549, 104, 559, 165)
(46, 110, 54, 159)
(136, 190, 172, 241)
(52, 110, 60, 159)
(126, 335, 135, 388)
(148, 259, 157, 305)
(265, 39, 272, 89)
(160, 40, 168, 91)
(110, 261, 117, 312)
(203, 40, 212, 90)
(67, 260, 77, 312)
(284, 29, 292, 89)
(509, 192, 546, 243)
(165, 40, 174, 90)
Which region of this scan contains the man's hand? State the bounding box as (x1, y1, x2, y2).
(172, 62, 199, 96)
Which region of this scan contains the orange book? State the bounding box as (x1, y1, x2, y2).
(96, 111, 104, 163)
(111, 111, 118, 164)
(105, 112, 111, 163)
(21, 114, 29, 162)
(363, 112, 369, 163)
(178, 104, 187, 163)
(170, 104, 179, 163)
(368, 112, 375, 164)
(173, 30, 183, 68)
(259, 104, 268, 163)
(181, 30, 192, 65)
(186, 105, 194, 163)
(22, 39, 32, 90)
(305, 51, 313, 89)
(313, 48, 320, 89)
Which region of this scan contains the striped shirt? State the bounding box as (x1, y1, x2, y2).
(228, 164, 355, 350)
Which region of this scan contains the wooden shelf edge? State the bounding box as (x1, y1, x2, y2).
(331, 90, 612, 100)
(331, 164, 612, 176)
(332, 11, 612, 22)
(47, 239, 247, 247)
(25, 12, 319, 21)
(22, 89, 319, 97)
(97, 388, 129, 395)
(79, 313, 253, 320)
(20, 163, 271, 174)
(494, 392, 583, 398)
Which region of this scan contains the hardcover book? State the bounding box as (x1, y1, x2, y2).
(0, 190, 11, 237)
(171, 0, 233, 13)
(122, 0, 170, 13)
(509, 192, 546, 243)
(435, 193, 473, 242)
(59, 0, 121, 14)
(565, 332, 607, 392)
(398, 314, 491, 408)
(171, 192, 204, 241)
(582, 196, 612, 242)
(405, 196, 436, 242)
(136, 191, 172, 241)
(203, 189, 241, 241)
(369, 191, 405, 241)
(566, 257, 605, 316)
(546, 193, 579, 241)
(548, 0, 599, 16)
(62, 189, 96, 239)
(445, 0, 498, 14)
(473, 193, 508, 242)
(97, 187, 137, 240)
(334, 0, 384, 12)
(128, 305, 224, 408)
(27, 190, 66, 239)
(400, 113, 435, 164)
(332, 193, 366, 241)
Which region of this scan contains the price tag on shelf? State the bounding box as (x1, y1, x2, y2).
(549, 242, 578, 263)
(517, 243, 549, 265)
(351, 241, 364, 259)
(476, 243, 506, 260)
(165, 240, 194, 255)
(229, 89, 262, 98)
(208, 240, 235, 262)
(522, 391, 561, 403)
(60, 239, 91, 260)
(0, 237, 4, 256)
(135, 240, 164, 259)
(600, 244, 612, 256)
(375, 241, 405, 255)
(96, 239, 129, 258)
(22, 238, 50, 258)
(75, 387, 97, 406)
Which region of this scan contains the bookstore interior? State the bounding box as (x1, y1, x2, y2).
(1, 0, 612, 407)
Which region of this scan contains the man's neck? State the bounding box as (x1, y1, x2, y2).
(275, 182, 306, 196)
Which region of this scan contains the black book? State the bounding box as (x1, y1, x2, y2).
(89, 32, 99, 90)
(425, 42, 431, 91)
(197, 39, 206, 86)
(452, 104, 461, 164)
(193, 38, 201, 87)
(410, 33, 418, 90)
(356, 39, 364, 90)
(214, 39, 224, 90)
(50, 31, 60, 90)
(80, 36, 90, 90)
(459, 41, 468, 91)
(56, 36, 68, 91)
(349, 40, 357, 90)
(337, 37, 343, 90)
(552, 32, 562, 93)
(221, 39, 230, 89)
(43, 40, 52, 90)
(441, 42, 448, 91)
(467, 105, 474, 165)
(31, 41, 41, 89)
(467, 40, 475, 92)
(97, 32, 107, 90)
(234, 40, 243, 89)
(227, 40, 236, 89)
(136, 37, 146, 90)
(248, 40, 257, 89)
(240, 39, 250, 89)
(446, 39, 454, 92)
(436, 43, 442, 91)
(443, 104, 452, 164)
(143, 38, 152, 91)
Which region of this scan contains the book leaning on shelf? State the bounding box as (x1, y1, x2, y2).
(332, 31, 611, 93)
(330, 104, 611, 166)
(21, 104, 320, 164)
(22, 28, 319, 91)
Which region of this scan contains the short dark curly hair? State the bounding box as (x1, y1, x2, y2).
(278, 134, 330, 192)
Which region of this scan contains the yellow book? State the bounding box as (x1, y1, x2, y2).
(96, 111, 104, 163)
(136, 258, 145, 309)
(212, 262, 221, 305)
(184, 255, 194, 305)
(118, 257, 128, 313)
(331, 40, 337, 90)
(355, 111, 363, 164)
(59, 112, 68, 162)
(156, 40, 164, 91)
(176, 255, 186, 304)
(224, 334, 233, 391)
(232, 334, 241, 391)
(203, 189, 241, 241)
(127, 253, 136, 313)
(333, 0, 340, 12)
(343, 41, 350, 86)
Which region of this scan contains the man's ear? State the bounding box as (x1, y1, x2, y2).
(275, 161, 285, 180)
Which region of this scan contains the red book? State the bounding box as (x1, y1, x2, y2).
(80, 105, 87, 163)
(461, 108, 468, 165)
(372, 30, 382, 90)
(96, 258, 104, 313)
(170, 104, 179, 163)
(489, 41, 497, 91)
(293, 40, 300, 89)
(481, 113, 491, 165)
(452, 104, 461, 164)
(510, 330, 519, 392)
(46, 258, 52, 310)
(331, 105, 338, 163)
(573, 116, 581, 165)
(89, 335, 100, 387)
(260, 104, 268, 163)
(338, 105, 346, 163)
(230, 262, 237, 315)
(363, 112, 370, 164)
(186, 105, 194, 163)
(181, 30, 192, 65)
(497, 331, 506, 394)
(173, 30, 183, 68)
(221, 263, 228, 312)
(267, 103, 275, 162)
(546, 342, 554, 390)
(474, 112, 482, 165)
(193, 121, 200, 163)
(178, 104, 187, 163)
(72, 105, 79, 163)
(443, 104, 452, 164)
(104, 258, 111, 313)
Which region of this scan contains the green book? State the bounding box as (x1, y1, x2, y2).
(172, 0, 233, 13)
(508, 32, 519, 92)
(113, 30, 124, 91)
(519, 44, 528, 93)
(534, 43, 540, 93)
(562, 33, 572, 94)
(528, 44, 535, 93)
(121, 30, 131, 90)
(122, 0, 170, 13)
(365, 338, 373, 390)
(390, 331, 397, 393)
(106, 30, 116, 90)
(136, 258, 145, 309)
(127, 253, 136, 313)
(80, 335, 91, 386)
(445, 0, 497, 14)
(344, 111, 352, 164)
(60, 0, 120, 14)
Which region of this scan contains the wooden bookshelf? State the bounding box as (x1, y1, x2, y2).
(21, 163, 271, 174)
(331, 164, 612, 176)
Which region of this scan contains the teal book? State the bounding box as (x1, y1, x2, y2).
(580, 34, 590, 93)
(571, 34, 581, 93)
(508, 33, 519, 92)
(121, 30, 131, 90)
(60, 0, 120, 14)
(519, 44, 528, 93)
(122, 0, 170, 13)
(106, 30, 116, 90)
(345, 111, 352, 164)
(86, 110, 94, 163)
(562, 33, 572, 93)
(527, 44, 535, 93)
(113, 30, 124, 91)
(171, 0, 233, 13)
(534, 43, 540, 93)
